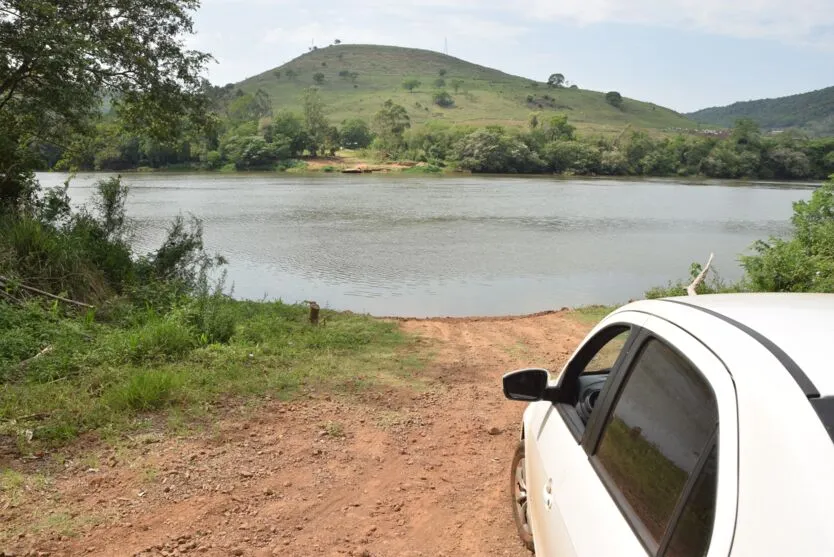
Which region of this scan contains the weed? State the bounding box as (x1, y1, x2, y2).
(323, 421, 345, 437)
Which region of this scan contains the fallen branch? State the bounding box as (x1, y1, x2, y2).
(18, 346, 53, 369)
(0, 276, 94, 308)
(0, 288, 22, 305)
(687, 253, 715, 296)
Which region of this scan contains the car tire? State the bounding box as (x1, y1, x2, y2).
(510, 440, 535, 552)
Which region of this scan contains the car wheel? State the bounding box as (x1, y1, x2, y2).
(510, 441, 535, 552)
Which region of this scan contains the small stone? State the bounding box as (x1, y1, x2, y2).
(232, 549, 244, 556)
(487, 426, 503, 436)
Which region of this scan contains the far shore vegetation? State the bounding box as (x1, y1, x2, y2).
(2, 1, 834, 459)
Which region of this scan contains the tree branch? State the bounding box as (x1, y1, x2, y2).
(687, 253, 715, 296)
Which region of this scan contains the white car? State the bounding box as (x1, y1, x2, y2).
(503, 294, 834, 557)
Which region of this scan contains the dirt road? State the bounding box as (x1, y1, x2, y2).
(3, 311, 591, 557)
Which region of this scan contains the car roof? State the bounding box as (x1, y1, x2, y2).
(658, 293, 834, 396)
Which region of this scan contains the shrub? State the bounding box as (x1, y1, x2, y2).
(432, 91, 454, 108)
(454, 129, 544, 173)
(741, 178, 834, 292)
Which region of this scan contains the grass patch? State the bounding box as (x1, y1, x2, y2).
(569, 305, 617, 326)
(0, 299, 414, 452)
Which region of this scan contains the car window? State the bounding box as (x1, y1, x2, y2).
(568, 326, 631, 426)
(663, 444, 717, 557)
(594, 338, 718, 549)
(581, 328, 631, 375)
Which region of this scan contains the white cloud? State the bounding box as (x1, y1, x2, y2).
(519, 0, 834, 47)
(201, 0, 834, 47)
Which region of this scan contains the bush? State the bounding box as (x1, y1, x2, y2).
(432, 91, 454, 108)
(542, 141, 601, 174)
(741, 178, 834, 292)
(454, 128, 543, 173)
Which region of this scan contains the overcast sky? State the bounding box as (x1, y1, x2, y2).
(191, 0, 834, 113)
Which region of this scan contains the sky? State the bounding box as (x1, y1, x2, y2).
(190, 0, 834, 113)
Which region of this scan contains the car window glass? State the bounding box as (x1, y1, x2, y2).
(663, 444, 718, 557)
(572, 327, 631, 425)
(581, 329, 630, 375)
(594, 338, 718, 546)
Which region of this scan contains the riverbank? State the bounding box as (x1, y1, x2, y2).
(1, 306, 604, 556)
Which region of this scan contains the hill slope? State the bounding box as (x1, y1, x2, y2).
(236, 44, 695, 135)
(688, 86, 834, 136)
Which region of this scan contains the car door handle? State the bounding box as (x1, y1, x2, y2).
(543, 478, 553, 510)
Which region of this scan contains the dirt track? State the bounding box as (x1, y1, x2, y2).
(3, 312, 590, 557)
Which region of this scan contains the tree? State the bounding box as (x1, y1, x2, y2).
(606, 91, 624, 109)
(439, 69, 447, 77)
(285, 69, 298, 80)
(302, 88, 329, 156)
(451, 79, 464, 93)
(432, 91, 454, 108)
(454, 128, 543, 173)
(547, 73, 565, 88)
(544, 114, 576, 141)
(0, 0, 210, 206)
(434, 78, 446, 88)
(340, 119, 374, 149)
(227, 89, 272, 122)
(265, 111, 307, 157)
(313, 72, 326, 85)
(334, 39, 341, 45)
(402, 79, 421, 93)
(372, 100, 410, 149)
(274, 71, 282, 80)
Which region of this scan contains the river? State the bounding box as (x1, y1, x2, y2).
(36, 172, 814, 317)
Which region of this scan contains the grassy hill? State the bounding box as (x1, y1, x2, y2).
(236, 44, 696, 136)
(688, 86, 834, 136)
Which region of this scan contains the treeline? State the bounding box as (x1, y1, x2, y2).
(43, 87, 834, 180)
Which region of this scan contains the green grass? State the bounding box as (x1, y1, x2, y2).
(0, 299, 421, 452)
(238, 44, 697, 136)
(569, 305, 617, 326)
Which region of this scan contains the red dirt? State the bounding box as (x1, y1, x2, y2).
(1, 312, 590, 557)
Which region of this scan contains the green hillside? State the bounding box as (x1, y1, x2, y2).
(688, 86, 834, 136)
(236, 44, 696, 135)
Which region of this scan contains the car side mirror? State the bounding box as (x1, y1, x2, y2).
(503, 368, 550, 402)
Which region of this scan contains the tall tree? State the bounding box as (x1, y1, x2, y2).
(302, 88, 328, 156)
(372, 99, 410, 149)
(0, 0, 210, 206)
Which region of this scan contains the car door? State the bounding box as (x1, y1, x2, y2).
(528, 317, 738, 557)
(525, 310, 648, 556)
(530, 314, 738, 557)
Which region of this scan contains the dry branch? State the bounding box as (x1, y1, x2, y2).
(687, 253, 715, 296)
(0, 276, 94, 308)
(18, 346, 54, 369)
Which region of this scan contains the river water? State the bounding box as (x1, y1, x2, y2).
(36, 172, 814, 317)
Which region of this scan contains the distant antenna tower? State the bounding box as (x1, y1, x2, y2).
(444, 37, 448, 55)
